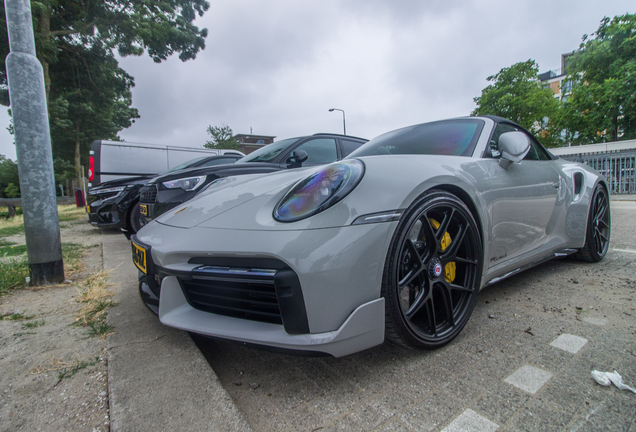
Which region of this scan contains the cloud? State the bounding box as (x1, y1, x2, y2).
(0, 0, 633, 161)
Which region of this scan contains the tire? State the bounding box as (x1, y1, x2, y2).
(576, 185, 611, 263)
(382, 190, 483, 349)
(128, 202, 143, 234)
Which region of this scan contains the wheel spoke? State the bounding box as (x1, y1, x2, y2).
(454, 256, 478, 266)
(435, 209, 455, 242)
(405, 289, 428, 319)
(398, 239, 425, 288)
(448, 282, 473, 293)
(442, 223, 467, 260)
(438, 284, 455, 326)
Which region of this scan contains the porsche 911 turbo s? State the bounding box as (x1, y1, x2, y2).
(131, 116, 610, 357)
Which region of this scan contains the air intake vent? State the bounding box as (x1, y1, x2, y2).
(140, 185, 158, 203)
(180, 266, 282, 325)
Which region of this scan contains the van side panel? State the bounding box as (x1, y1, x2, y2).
(100, 142, 168, 181)
(89, 140, 244, 186)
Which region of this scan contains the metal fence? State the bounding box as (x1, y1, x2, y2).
(561, 150, 636, 194)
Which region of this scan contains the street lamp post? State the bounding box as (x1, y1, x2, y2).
(329, 108, 346, 135)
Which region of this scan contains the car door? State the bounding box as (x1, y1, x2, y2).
(484, 124, 561, 266)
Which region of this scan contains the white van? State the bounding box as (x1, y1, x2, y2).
(88, 140, 244, 187)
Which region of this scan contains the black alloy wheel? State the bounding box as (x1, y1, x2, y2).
(383, 190, 483, 349)
(576, 185, 611, 262)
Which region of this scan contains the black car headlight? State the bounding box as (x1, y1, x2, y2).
(161, 175, 206, 191)
(273, 159, 365, 222)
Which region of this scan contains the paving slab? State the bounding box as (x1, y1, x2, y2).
(102, 229, 251, 431)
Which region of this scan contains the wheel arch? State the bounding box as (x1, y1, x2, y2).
(424, 184, 485, 257)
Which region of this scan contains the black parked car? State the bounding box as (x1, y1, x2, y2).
(87, 154, 242, 233)
(139, 133, 367, 224)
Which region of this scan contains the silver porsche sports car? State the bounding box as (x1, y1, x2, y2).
(131, 115, 610, 357)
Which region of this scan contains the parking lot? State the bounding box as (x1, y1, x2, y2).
(194, 200, 636, 431)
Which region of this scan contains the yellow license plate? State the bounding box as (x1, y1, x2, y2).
(140, 204, 148, 216)
(131, 242, 147, 274)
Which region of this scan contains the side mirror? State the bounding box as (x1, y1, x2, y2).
(498, 131, 530, 169)
(288, 149, 308, 168)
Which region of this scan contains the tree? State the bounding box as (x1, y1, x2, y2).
(559, 14, 636, 145)
(0, 0, 210, 181)
(4, 183, 19, 198)
(204, 124, 242, 150)
(0, 154, 19, 198)
(472, 60, 562, 147)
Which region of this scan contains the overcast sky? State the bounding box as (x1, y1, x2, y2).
(0, 0, 634, 160)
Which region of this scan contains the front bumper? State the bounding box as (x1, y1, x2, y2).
(134, 220, 397, 357)
(87, 201, 127, 229)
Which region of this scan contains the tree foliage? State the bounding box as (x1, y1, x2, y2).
(559, 14, 636, 145)
(472, 60, 562, 147)
(0, 154, 20, 198)
(0, 0, 210, 181)
(204, 124, 242, 150)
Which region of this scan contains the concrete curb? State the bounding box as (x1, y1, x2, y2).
(103, 229, 252, 431)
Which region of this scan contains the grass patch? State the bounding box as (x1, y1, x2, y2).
(0, 242, 87, 296)
(0, 312, 35, 320)
(13, 332, 37, 337)
(0, 205, 87, 239)
(57, 356, 100, 381)
(22, 319, 45, 328)
(58, 205, 88, 222)
(0, 256, 29, 295)
(0, 244, 27, 257)
(74, 270, 116, 338)
(0, 222, 25, 237)
(0, 206, 22, 218)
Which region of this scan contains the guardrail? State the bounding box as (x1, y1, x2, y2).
(561, 149, 636, 194)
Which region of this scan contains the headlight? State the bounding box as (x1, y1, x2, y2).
(89, 186, 126, 195)
(273, 159, 365, 222)
(162, 175, 207, 191)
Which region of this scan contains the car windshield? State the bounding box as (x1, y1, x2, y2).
(236, 138, 300, 163)
(348, 119, 484, 158)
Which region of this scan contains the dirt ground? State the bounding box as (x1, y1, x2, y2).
(0, 215, 109, 431)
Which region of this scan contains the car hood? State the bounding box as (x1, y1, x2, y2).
(146, 162, 282, 185)
(90, 175, 151, 190)
(144, 155, 490, 232)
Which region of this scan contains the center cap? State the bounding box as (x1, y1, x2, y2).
(429, 258, 443, 278)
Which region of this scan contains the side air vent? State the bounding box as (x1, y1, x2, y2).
(573, 172, 584, 195)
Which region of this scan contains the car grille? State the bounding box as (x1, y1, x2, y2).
(179, 266, 282, 325)
(140, 185, 157, 204)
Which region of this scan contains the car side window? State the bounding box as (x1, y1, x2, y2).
(340, 139, 363, 157)
(524, 140, 551, 161)
(293, 138, 338, 164)
(488, 123, 518, 158)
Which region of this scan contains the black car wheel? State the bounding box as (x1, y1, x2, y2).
(128, 202, 143, 234)
(576, 185, 610, 262)
(383, 190, 483, 349)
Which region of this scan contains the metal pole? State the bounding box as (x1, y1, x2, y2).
(329, 108, 346, 135)
(5, 0, 64, 284)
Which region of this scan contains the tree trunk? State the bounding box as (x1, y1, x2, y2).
(35, 6, 51, 103)
(75, 123, 82, 184)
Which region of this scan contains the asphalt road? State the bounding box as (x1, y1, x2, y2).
(194, 200, 636, 431)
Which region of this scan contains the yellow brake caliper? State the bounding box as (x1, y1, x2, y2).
(429, 219, 456, 283)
